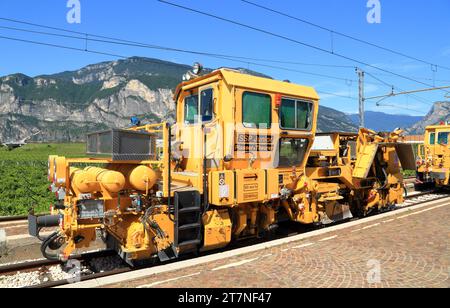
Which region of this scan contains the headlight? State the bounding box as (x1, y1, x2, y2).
(192, 62, 203, 75)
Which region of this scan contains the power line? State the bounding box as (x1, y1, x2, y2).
(0, 25, 359, 83)
(0, 34, 359, 103)
(0, 18, 354, 69)
(240, 0, 450, 72)
(158, 0, 450, 95)
(0, 23, 366, 84)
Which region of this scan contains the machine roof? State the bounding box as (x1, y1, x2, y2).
(175, 69, 320, 101)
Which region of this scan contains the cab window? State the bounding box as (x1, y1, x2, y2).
(437, 132, 449, 145)
(242, 92, 271, 128)
(183, 88, 214, 124)
(200, 88, 214, 122)
(429, 132, 436, 145)
(280, 99, 312, 130)
(279, 138, 309, 167)
(184, 95, 199, 124)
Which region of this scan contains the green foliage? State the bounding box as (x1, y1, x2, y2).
(5, 77, 104, 109)
(0, 143, 85, 216)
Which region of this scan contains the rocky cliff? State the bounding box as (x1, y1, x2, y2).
(0, 56, 358, 142)
(406, 101, 450, 134)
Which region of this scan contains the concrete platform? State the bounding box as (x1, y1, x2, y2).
(63, 198, 450, 288)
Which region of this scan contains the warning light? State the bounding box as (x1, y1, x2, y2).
(275, 94, 282, 108)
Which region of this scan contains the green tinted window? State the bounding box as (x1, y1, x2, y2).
(243, 92, 271, 128)
(429, 132, 436, 144)
(438, 132, 449, 145)
(184, 95, 199, 124)
(279, 138, 309, 167)
(297, 101, 311, 129)
(280, 99, 312, 130)
(280, 99, 295, 128)
(200, 88, 214, 122)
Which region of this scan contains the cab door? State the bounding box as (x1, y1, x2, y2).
(178, 83, 220, 172)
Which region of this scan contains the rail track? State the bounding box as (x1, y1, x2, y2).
(1, 189, 448, 288)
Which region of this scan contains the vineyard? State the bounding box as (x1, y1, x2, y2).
(0, 143, 85, 216)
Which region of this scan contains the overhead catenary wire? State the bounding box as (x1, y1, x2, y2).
(0, 23, 368, 85)
(0, 19, 353, 69)
(240, 0, 450, 72)
(157, 0, 450, 95)
(0, 34, 357, 102)
(0, 16, 440, 112)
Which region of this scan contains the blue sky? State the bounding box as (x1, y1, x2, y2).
(0, 0, 449, 116)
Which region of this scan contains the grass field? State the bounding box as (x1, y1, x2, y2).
(0, 143, 85, 216)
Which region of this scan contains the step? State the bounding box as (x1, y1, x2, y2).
(177, 239, 202, 247)
(179, 206, 202, 214)
(178, 223, 202, 231)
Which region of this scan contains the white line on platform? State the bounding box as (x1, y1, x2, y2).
(261, 254, 273, 258)
(351, 229, 362, 233)
(281, 248, 290, 252)
(397, 214, 413, 219)
(211, 258, 259, 271)
(60, 198, 450, 289)
(319, 235, 337, 242)
(136, 272, 201, 288)
(362, 223, 380, 230)
(383, 219, 395, 223)
(292, 243, 314, 249)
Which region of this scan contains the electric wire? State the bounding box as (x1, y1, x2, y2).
(158, 0, 450, 95)
(240, 0, 450, 72)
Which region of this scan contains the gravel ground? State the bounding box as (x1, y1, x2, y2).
(0, 254, 126, 288)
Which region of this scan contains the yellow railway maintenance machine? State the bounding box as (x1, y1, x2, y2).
(307, 129, 416, 219)
(417, 123, 450, 187)
(28, 68, 412, 265)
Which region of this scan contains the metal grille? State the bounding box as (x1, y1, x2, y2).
(86, 129, 156, 161)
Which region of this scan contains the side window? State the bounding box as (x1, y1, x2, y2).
(242, 92, 271, 128)
(429, 132, 436, 145)
(280, 98, 312, 130)
(437, 132, 449, 145)
(280, 99, 296, 128)
(297, 101, 312, 129)
(183, 88, 214, 124)
(200, 88, 214, 122)
(184, 95, 199, 124)
(279, 138, 309, 167)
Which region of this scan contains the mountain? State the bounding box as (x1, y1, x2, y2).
(0, 57, 357, 142)
(348, 111, 423, 132)
(406, 101, 450, 135)
(318, 106, 358, 133)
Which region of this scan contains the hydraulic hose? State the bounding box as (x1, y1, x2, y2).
(41, 232, 62, 261)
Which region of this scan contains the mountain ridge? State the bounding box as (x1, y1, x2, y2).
(348, 111, 423, 132)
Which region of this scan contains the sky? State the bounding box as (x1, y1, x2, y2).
(0, 0, 449, 116)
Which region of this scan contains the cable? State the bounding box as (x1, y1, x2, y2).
(364, 71, 393, 89)
(158, 0, 450, 95)
(0, 34, 358, 102)
(0, 24, 362, 84)
(240, 0, 450, 72)
(0, 19, 353, 69)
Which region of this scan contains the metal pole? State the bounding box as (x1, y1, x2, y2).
(356, 68, 365, 128)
